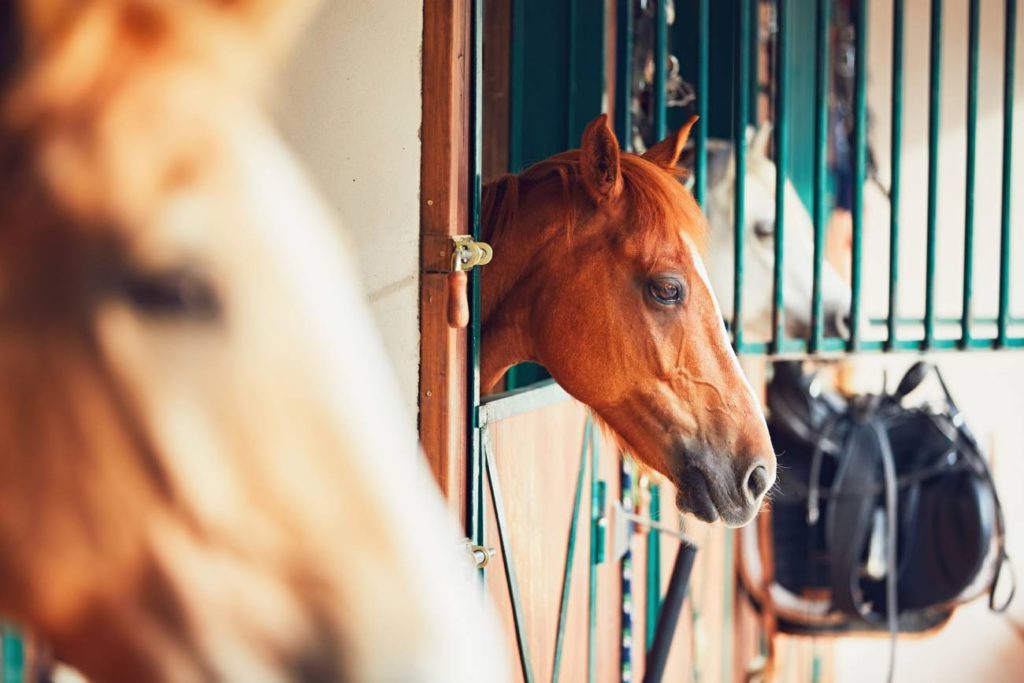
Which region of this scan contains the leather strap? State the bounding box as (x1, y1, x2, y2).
(932, 365, 1016, 612)
(825, 417, 882, 618)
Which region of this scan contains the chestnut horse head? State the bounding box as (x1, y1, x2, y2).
(0, 1, 501, 681)
(481, 115, 775, 527)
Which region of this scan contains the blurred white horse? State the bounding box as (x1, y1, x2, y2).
(703, 126, 852, 341)
(0, 1, 505, 681)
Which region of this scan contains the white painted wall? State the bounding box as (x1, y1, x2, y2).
(273, 1, 423, 420)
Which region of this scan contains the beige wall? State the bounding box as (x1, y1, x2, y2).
(273, 1, 424, 420)
(836, 1, 1024, 680)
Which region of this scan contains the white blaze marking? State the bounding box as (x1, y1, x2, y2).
(681, 236, 767, 425)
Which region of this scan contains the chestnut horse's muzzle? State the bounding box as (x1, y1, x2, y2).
(670, 446, 775, 527)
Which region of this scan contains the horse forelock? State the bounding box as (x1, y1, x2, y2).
(483, 149, 707, 266)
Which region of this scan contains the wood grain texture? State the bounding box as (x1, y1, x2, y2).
(482, 0, 510, 182)
(483, 399, 738, 683)
(419, 0, 470, 519)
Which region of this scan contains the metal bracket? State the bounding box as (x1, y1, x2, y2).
(450, 234, 493, 273)
(609, 499, 700, 561)
(457, 537, 496, 569)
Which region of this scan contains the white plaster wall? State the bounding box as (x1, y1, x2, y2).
(272, 1, 423, 420)
(834, 1, 1024, 680)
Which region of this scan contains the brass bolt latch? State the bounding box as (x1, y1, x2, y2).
(450, 235, 493, 273)
(443, 235, 493, 328)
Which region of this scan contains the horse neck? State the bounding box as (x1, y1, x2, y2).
(479, 183, 569, 391)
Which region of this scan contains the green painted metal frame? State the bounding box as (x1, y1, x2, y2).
(999, 0, 1018, 348)
(733, 0, 751, 353)
(646, 0, 670, 648)
(694, 0, 709, 209)
(850, 0, 868, 352)
(810, 0, 832, 353)
(962, 0, 980, 348)
(925, 0, 942, 350)
(2, 626, 23, 683)
(772, 0, 789, 353)
(887, 0, 904, 352)
(727, 0, 1022, 356)
(468, 0, 486, 564)
(645, 483, 662, 652)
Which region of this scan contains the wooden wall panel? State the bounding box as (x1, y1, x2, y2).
(483, 399, 740, 683)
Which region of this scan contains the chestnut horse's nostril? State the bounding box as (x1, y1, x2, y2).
(745, 464, 771, 501)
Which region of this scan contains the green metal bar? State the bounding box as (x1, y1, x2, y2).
(734, 0, 752, 350)
(888, 0, 904, 350)
(749, 2, 760, 127)
(645, 484, 662, 651)
(552, 418, 592, 683)
(654, 0, 668, 140)
(925, 0, 942, 350)
(2, 627, 23, 683)
(467, 0, 486, 560)
(587, 426, 601, 683)
(478, 379, 571, 426)
(850, 0, 868, 352)
(772, 0, 789, 353)
(694, 0, 709, 208)
(508, 0, 525, 171)
(810, 0, 832, 352)
(962, 0, 980, 348)
(614, 0, 634, 150)
(484, 430, 536, 683)
(566, 0, 578, 143)
(739, 335, 1024, 356)
(999, 0, 1017, 347)
(872, 314, 1024, 326)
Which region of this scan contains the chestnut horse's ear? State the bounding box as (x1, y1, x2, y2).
(642, 115, 699, 170)
(579, 114, 623, 204)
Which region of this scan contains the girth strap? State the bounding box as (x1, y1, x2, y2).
(825, 415, 899, 683)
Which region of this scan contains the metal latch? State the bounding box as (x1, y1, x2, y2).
(451, 235, 493, 273)
(431, 235, 492, 329)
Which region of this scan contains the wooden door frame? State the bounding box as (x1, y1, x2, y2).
(419, 0, 472, 522)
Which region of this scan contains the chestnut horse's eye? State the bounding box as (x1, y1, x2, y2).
(117, 269, 221, 320)
(647, 277, 685, 305)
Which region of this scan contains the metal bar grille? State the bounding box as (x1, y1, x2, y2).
(733, 0, 752, 352)
(772, 0, 789, 353)
(888, 0, 904, 351)
(999, 0, 1018, 347)
(925, 0, 943, 350)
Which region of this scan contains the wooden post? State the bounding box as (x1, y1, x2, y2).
(420, 0, 471, 521)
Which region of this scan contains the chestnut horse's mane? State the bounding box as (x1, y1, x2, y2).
(482, 149, 707, 262)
